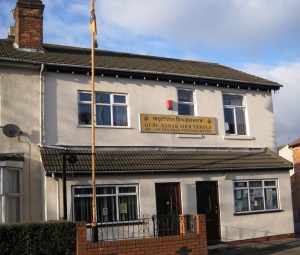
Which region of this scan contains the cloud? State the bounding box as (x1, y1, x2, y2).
(98, 0, 300, 54)
(242, 62, 300, 146)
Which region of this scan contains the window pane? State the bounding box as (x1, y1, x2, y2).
(74, 188, 92, 195)
(265, 181, 276, 187)
(5, 197, 20, 223)
(114, 95, 126, 104)
(74, 197, 92, 223)
(79, 93, 91, 102)
(78, 104, 91, 125)
(178, 104, 194, 116)
(178, 90, 193, 102)
(250, 189, 264, 211)
(97, 196, 117, 223)
(234, 182, 248, 188)
(113, 106, 128, 126)
(119, 196, 138, 221)
(236, 108, 246, 135)
(6, 169, 19, 194)
(96, 105, 111, 125)
(249, 181, 262, 188)
(223, 94, 243, 106)
(265, 188, 278, 210)
(224, 108, 235, 134)
(96, 93, 110, 104)
(96, 187, 116, 195)
(119, 187, 136, 193)
(234, 189, 249, 212)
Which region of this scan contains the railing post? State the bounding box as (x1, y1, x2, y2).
(179, 215, 187, 234)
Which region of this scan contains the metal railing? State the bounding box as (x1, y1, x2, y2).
(86, 214, 195, 242)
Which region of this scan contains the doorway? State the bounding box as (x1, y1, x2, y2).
(155, 183, 181, 236)
(196, 181, 220, 244)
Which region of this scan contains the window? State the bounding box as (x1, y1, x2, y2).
(177, 89, 194, 115)
(234, 180, 279, 213)
(78, 91, 128, 127)
(223, 94, 247, 135)
(0, 168, 21, 223)
(72, 185, 139, 223)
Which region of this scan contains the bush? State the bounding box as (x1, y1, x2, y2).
(0, 221, 76, 255)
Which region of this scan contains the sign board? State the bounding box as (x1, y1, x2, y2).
(140, 114, 216, 135)
(120, 203, 128, 214)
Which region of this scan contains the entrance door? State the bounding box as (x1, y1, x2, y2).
(196, 181, 220, 244)
(155, 183, 181, 236)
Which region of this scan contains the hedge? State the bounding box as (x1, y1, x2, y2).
(0, 221, 76, 255)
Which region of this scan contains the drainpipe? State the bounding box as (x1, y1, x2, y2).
(40, 63, 45, 145)
(39, 64, 45, 221)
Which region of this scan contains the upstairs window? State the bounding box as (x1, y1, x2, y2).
(78, 91, 128, 127)
(223, 94, 247, 135)
(177, 89, 194, 115)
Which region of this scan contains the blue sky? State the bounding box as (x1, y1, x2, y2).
(1, 0, 299, 146)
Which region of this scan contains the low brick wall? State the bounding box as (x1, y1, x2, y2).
(76, 215, 208, 255)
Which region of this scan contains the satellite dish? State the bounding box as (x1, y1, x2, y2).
(2, 124, 22, 138)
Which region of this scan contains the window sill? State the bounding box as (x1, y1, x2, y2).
(223, 135, 254, 140)
(78, 125, 133, 129)
(234, 209, 283, 216)
(177, 134, 205, 139)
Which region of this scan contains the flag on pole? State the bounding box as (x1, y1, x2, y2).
(90, 2, 98, 48)
(90, 5, 97, 35)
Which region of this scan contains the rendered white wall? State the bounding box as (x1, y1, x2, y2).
(46, 169, 294, 241)
(0, 65, 44, 222)
(44, 72, 277, 151)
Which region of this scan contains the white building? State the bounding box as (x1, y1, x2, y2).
(0, 0, 294, 243)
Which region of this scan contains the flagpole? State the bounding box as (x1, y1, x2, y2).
(90, 0, 97, 242)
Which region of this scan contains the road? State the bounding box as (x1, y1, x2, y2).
(209, 237, 300, 255)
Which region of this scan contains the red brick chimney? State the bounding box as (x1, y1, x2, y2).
(13, 0, 45, 51)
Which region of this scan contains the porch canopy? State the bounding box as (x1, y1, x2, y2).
(40, 147, 292, 175)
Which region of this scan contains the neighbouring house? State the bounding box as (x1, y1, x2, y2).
(280, 138, 300, 232)
(0, 0, 294, 243)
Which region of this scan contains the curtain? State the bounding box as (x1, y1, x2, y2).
(235, 108, 246, 135)
(113, 106, 127, 126)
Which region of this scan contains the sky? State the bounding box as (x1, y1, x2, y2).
(0, 0, 299, 146)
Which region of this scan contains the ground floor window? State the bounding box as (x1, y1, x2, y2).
(234, 179, 279, 213)
(72, 184, 139, 223)
(0, 167, 21, 223)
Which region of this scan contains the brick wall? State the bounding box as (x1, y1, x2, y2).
(13, 0, 44, 50)
(291, 146, 300, 221)
(76, 215, 208, 255)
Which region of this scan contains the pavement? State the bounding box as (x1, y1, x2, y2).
(208, 236, 300, 255)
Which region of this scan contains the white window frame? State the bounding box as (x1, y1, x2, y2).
(78, 91, 129, 127)
(223, 93, 249, 136)
(0, 167, 21, 223)
(233, 179, 280, 214)
(72, 184, 140, 224)
(177, 88, 195, 116)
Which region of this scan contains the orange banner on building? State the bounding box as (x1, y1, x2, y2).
(140, 114, 216, 135)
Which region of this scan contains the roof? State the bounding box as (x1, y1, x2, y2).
(0, 39, 281, 89)
(289, 138, 300, 148)
(40, 147, 292, 174)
